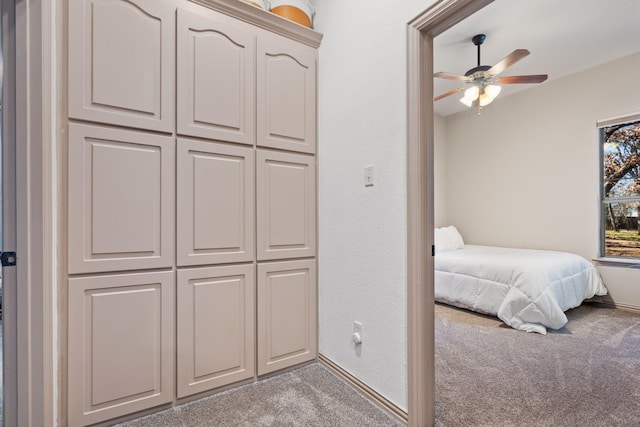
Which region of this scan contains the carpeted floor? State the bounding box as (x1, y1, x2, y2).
(114, 364, 403, 427)
(109, 302, 640, 427)
(435, 302, 640, 427)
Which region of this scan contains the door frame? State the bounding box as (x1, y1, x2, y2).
(406, 0, 494, 425)
(2, 0, 56, 425)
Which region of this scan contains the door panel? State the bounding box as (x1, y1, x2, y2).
(68, 123, 174, 274)
(257, 36, 316, 153)
(177, 8, 255, 144)
(68, 0, 175, 132)
(257, 259, 317, 375)
(177, 264, 255, 398)
(67, 271, 174, 427)
(177, 139, 254, 266)
(256, 150, 316, 260)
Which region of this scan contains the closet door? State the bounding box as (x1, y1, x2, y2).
(68, 0, 175, 132)
(257, 259, 317, 375)
(256, 149, 316, 260)
(67, 271, 174, 427)
(257, 35, 317, 154)
(177, 264, 255, 398)
(177, 8, 255, 144)
(68, 123, 174, 274)
(176, 139, 255, 266)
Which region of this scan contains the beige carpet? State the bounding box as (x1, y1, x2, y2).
(435, 302, 640, 427)
(114, 364, 403, 427)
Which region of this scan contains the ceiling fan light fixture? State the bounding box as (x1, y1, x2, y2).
(460, 85, 480, 106)
(478, 84, 501, 107)
(478, 92, 494, 107)
(464, 85, 480, 100)
(460, 96, 474, 107)
(484, 84, 501, 98)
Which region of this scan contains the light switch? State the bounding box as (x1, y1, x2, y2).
(364, 165, 374, 187)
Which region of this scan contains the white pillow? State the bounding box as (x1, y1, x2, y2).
(434, 225, 465, 253)
(443, 225, 465, 249)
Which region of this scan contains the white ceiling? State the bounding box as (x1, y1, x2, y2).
(433, 0, 640, 116)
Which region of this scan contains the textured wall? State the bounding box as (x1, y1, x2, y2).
(443, 52, 640, 308)
(312, 0, 436, 410)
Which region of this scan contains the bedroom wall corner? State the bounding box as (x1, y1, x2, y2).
(312, 0, 438, 411)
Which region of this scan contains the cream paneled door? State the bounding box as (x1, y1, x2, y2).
(68, 123, 174, 274)
(177, 139, 255, 266)
(257, 259, 317, 375)
(177, 7, 255, 144)
(257, 35, 317, 154)
(177, 264, 255, 398)
(256, 149, 316, 260)
(68, 0, 175, 132)
(67, 271, 174, 427)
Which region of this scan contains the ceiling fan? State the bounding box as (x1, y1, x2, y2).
(434, 34, 548, 108)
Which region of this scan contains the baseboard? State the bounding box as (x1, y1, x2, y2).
(318, 353, 408, 425)
(600, 300, 640, 314)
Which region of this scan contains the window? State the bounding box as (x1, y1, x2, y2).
(600, 118, 640, 259)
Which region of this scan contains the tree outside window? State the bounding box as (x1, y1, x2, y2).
(601, 119, 640, 258)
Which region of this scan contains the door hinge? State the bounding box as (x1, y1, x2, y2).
(432, 245, 435, 257)
(1, 251, 17, 267)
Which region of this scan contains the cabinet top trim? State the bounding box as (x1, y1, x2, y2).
(189, 0, 323, 48)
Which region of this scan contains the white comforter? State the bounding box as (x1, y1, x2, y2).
(435, 245, 608, 334)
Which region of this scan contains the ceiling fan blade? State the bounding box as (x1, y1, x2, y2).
(434, 87, 465, 101)
(495, 74, 548, 84)
(434, 72, 472, 82)
(486, 49, 530, 76)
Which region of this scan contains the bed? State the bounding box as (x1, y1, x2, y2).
(434, 227, 608, 334)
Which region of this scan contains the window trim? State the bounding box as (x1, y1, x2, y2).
(598, 112, 640, 261)
(594, 257, 640, 269)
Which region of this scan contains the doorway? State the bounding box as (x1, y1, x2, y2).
(406, 0, 495, 425)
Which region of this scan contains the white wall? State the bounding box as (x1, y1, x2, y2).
(312, 0, 436, 410)
(434, 114, 447, 227)
(443, 52, 640, 308)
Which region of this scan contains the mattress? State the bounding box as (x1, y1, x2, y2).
(435, 245, 608, 334)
